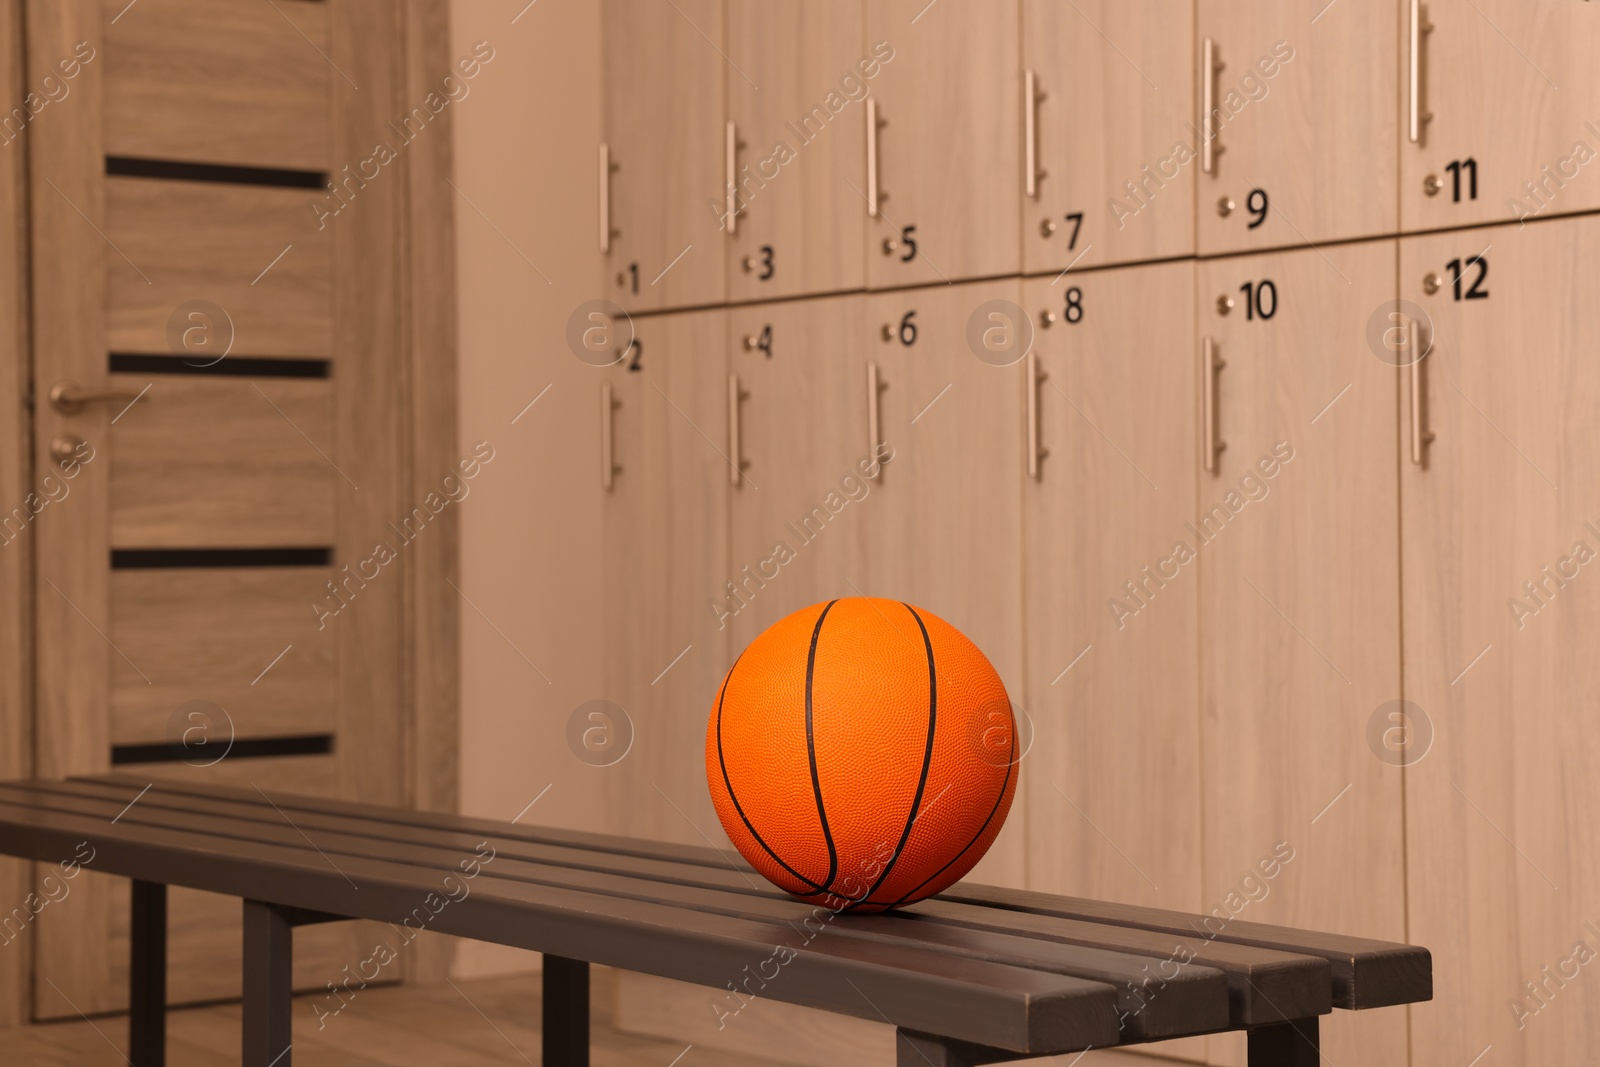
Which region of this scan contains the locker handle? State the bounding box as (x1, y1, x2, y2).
(1201, 37, 1224, 175)
(1409, 321, 1435, 466)
(1024, 69, 1047, 199)
(725, 120, 741, 235)
(866, 98, 883, 218)
(867, 361, 885, 479)
(600, 381, 621, 491)
(1202, 337, 1226, 474)
(728, 373, 747, 487)
(1409, 0, 1433, 143)
(1026, 351, 1048, 479)
(598, 143, 617, 253)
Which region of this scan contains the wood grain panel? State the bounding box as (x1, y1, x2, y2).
(1401, 0, 1600, 233)
(864, 0, 1020, 287)
(601, 309, 731, 846)
(724, 1, 866, 300)
(1022, 0, 1197, 272)
(102, 0, 332, 171)
(860, 281, 1027, 888)
(1402, 218, 1600, 1067)
(108, 374, 335, 547)
(105, 176, 332, 358)
(1020, 263, 1204, 1064)
(0, 0, 29, 1029)
(600, 0, 726, 311)
(110, 566, 336, 743)
(1196, 241, 1404, 1067)
(27, 0, 118, 1017)
(1195, 0, 1398, 254)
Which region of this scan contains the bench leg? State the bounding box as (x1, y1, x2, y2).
(1247, 1016, 1320, 1067)
(542, 955, 589, 1067)
(129, 880, 166, 1067)
(242, 900, 293, 1067)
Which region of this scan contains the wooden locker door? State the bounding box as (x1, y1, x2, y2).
(28, 0, 419, 1016)
(1402, 219, 1600, 1066)
(1022, 1, 1196, 273)
(863, 0, 1019, 289)
(725, 294, 867, 647)
(1021, 264, 1205, 1064)
(1195, 242, 1406, 1067)
(1195, 0, 1398, 255)
(1402, 1, 1600, 232)
(600, 0, 726, 313)
(859, 281, 1027, 887)
(600, 309, 732, 846)
(725, 2, 866, 301)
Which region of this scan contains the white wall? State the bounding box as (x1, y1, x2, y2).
(450, 0, 605, 979)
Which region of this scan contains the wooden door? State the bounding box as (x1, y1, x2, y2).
(1402, 0, 1600, 232)
(725, 1, 866, 301)
(726, 295, 867, 648)
(1022, 1, 1196, 273)
(1195, 241, 1406, 1067)
(1019, 263, 1202, 903)
(600, 309, 731, 846)
(27, 0, 449, 1016)
(863, 0, 1019, 288)
(858, 281, 1027, 887)
(600, 0, 726, 313)
(1402, 218, 1600, 1066)
(1195, 0, 1398, 255)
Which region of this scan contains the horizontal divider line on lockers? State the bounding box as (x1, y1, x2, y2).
(623, 204, 1600, 320)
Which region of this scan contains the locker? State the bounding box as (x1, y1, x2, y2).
(858, 280, 1029, 887)
(1402, 0, 1600, 232)
(599, 0, 726, 312)
(1019, 262, 1201, 904)
(724, 2, 869, 301)
(1022, 1, 1197, 273)
(1021, 262, 1206, 1064)
(1195, 241, 1406, 1067)
(863, 0, 1021, 288)
(725, 294, 869, 646)
(1195, 0, 1399, 254)
(600, 308, 732, 844)
(1402, 218, 1600, 1067)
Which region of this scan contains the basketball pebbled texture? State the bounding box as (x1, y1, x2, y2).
(706, 597, 1018, 912)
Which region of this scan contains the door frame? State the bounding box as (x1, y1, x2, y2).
(0, 0, 459, 1021)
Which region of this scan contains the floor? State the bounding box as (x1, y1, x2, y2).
(1, 970, 787, 1067)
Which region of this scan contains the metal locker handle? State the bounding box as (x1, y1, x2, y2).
(1024, 69, 1046, 199)
(1026, 351, 1048, 479)
(1409, 321, 1435, 465)
(598, 143, 612, 253)
(867, 361, 885, 479)
(1201, 37, 1224, 175)
(600, 381, 621, 491)
(1202, 337, 1226, 474)
(1409, 0, 1433, 143)
(866, 98, 882, 218)
(728, 373, 745, 487)
(725, 120, 740, 235)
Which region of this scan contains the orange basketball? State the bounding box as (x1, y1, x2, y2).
(706, 597, 1019, 912)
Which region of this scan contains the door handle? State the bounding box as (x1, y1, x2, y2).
(866, 361, 886, 479)
(1202, 337, 1226, 474)
(1409, 322, 1434, 466)
(1024, 69, 1046, 199)
(600, 381, 621, 491)
(728, 373, 747, 487)
(598, 143, 615, 253)
(866, 98, 884, 218)
(1409, 0, 1433, 144)
(1201, 37, 1225, 175)
(725, 120, 741, 234)
(50, 381, 142, 414)
(1026, 351, 1048, 479)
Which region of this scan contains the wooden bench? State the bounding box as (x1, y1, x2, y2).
(0, 775, 1431, 1067)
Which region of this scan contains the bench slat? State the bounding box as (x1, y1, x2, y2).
(7, 782, 1234, 1040)
(0, 790, 1119, 1054)
(36, 778, 1332, 1027)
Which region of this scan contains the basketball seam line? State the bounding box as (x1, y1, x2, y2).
(716, 649, 828, 895)
(805, 599, 841, 896)
(887, 718, 1016, 908)
(843, 602, 938, 913)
